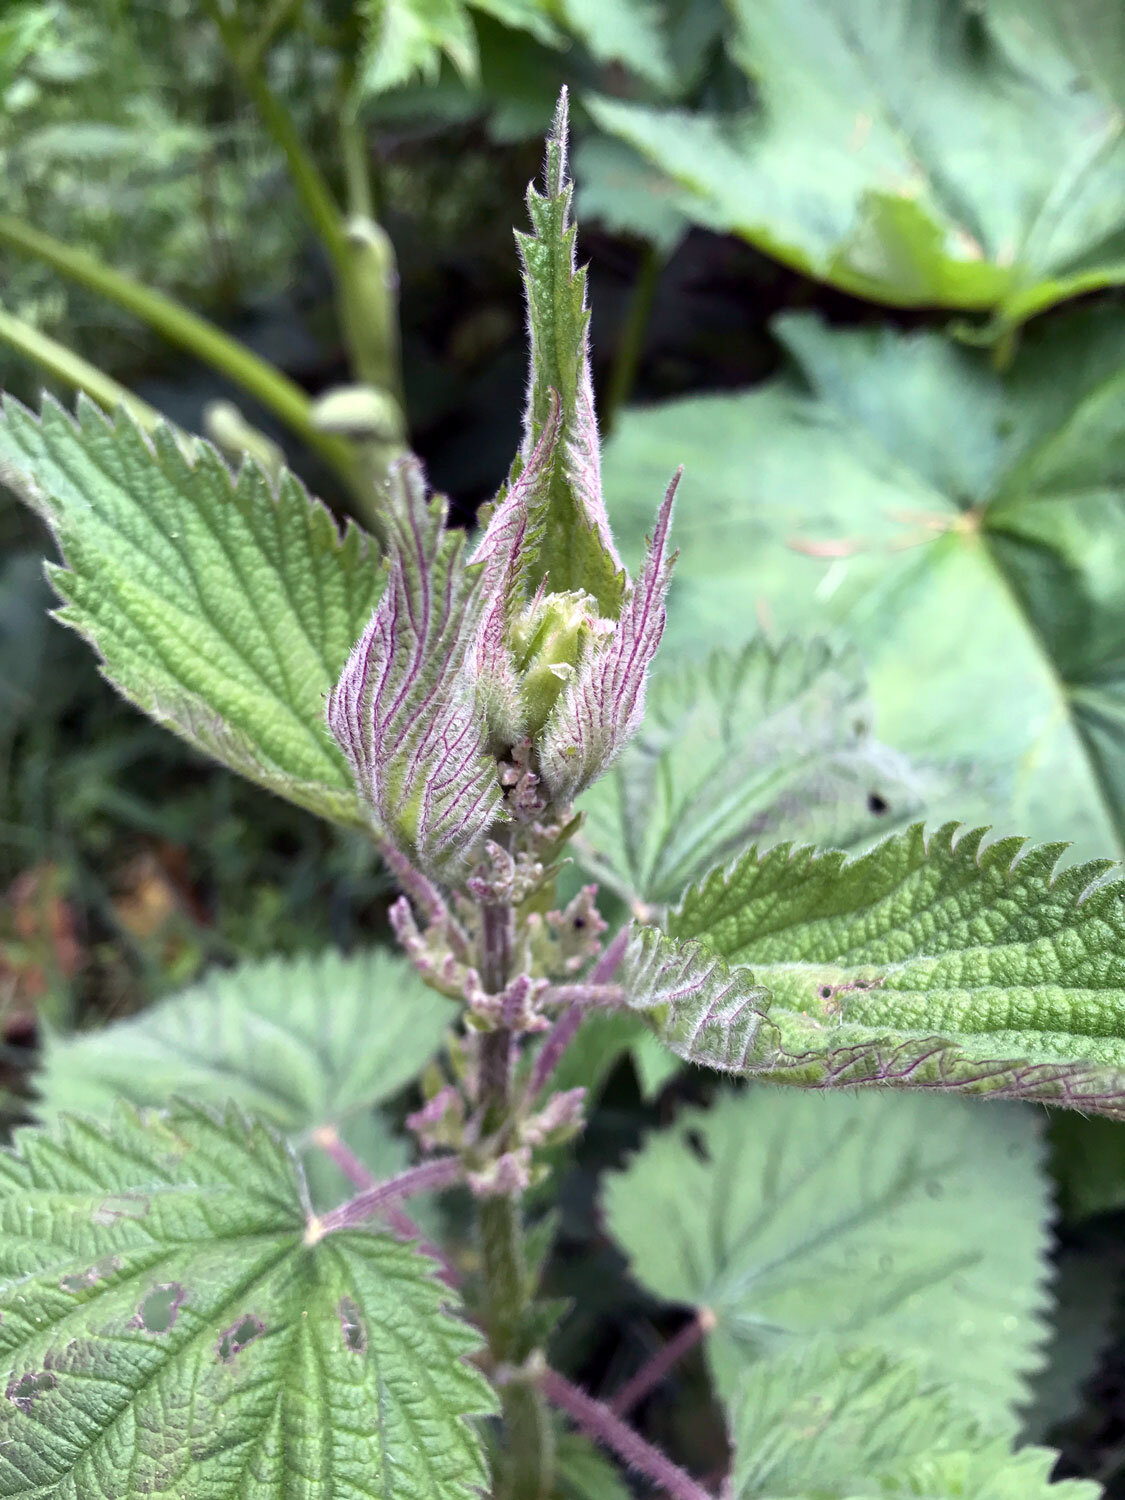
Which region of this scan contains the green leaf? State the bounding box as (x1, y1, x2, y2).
(554, 1430, 631, 1500)
(603, 1087, 1050, 1427)
(728, 1343, 1099, 1499)
(35, 949, 452, 1208)
(603, 307, 1125, 861)
(574, 136, 689, 256)
(0, 1102, 494, 1497)
(620, 925, 775, 1073)
(357, 0, 479, 95)
(587, 0, 1125, 328)
(516, 92, 626, 618)
(0, 397, 382, 827)
(558, 0, 673, 89)
(729, 1344, 974, 1497)
(666, 822, 1125, 1113)
(577, 636, 950, 908)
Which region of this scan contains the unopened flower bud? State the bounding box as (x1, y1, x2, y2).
(508, 589, 612, 738)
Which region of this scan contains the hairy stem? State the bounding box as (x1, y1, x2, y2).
(610, 1309, 715, 1415)
(311, 1126, 459, 1284)
(529, 925, 631, 1098)
(541, 1369, 714, 1500)
(0, 214, 357, 486)
(311, 1154, 462, 1239)
(476, 903, 554, 1500)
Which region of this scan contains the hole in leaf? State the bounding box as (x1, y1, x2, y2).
(136, 1283, 186, 1334)
(60, 1254, 122, 1295)
(867, 792, 889, 815)
(339, 1297, 366, 1354)
(7, 1370, 56, 1412)
(217, 1314, 264, 1363)
(818, 984, 835, 1001)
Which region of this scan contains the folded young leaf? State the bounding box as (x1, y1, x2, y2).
(578, 636, 950, 908)
(603, 1089, 1050, 1428)
(34, 948, 453, 1207)
(327, 458, 503, 877)
(0, 396, 382, 826)
(728, 1343, 1098, 1499)
(587, 0, 1125, 328)
(666, 822, 1125, 1114)
(517, 90, 625, 618)
(0, 1102, 494, 1498)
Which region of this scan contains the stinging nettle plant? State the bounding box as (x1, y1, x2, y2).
(0, 90, 1123, 1499)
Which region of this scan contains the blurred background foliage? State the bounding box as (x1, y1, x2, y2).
(3, 0, 1125, 1490)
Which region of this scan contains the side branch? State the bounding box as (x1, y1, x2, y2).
(541, 1369, 714, 1500)
(308, 1154, 463, 1241)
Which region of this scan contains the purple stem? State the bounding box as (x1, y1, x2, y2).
(610, 1310, 714, 1416)
(541, 1369, 714, 1500)
(529, 925, 631, 1099)
(311, 1126, 460, 1285)
(314, 1155, 463, 1237)
(543, 983, 624, 1008)
(377, 837, 470, 958)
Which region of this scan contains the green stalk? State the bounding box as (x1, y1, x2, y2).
(0, 214, 358, 486)
(0, 305, 165, 432)
(204, 0, 348, 269)
(477, 907, 554, 1500)
(602, 241, 663, 437)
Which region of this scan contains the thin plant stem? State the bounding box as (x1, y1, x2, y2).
(309, 1155, 463, 1240)
(602, 242, 664, 437)
(310, 1126, 459, 1285)
(610, 1309, 716, 1416)
(476, 902, 554, 1500)
(204, 0, 347, 268)
(529, 925, 630, 1099)
(0, 305, 165, 433)
(541, 1369, 714, 1500)
(0, 213, 357, 486)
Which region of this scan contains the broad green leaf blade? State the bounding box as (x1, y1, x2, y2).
(577, 637, 951, 907)
(603, 1088, 1050, 1427)
(558, 0, 673, 89)
(666, 822, 1125, 1113)
(516, 92, 625, 617)
(586, 0, 1125, 327)
(0, 1102, 494, 1497)
(0, 397, 382, 827)
(34, 949, 452, 1205)
(728, 1343, 1099, 1499)
(729, 1344, 974, 1497)
(603, 306, 1125, 861)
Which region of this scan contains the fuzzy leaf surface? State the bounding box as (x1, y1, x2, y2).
(603, 1088, 1050, 1427)
(0, 397, 382, 826)
(588, 0, 1125, 326)
(578, 636, 950, 907)
(327, 459, 501, 877)
(0, 1102, 494, 1498)
(34, 949, 451, 1206)
(620, 925, 776, 1073)
(516, 93, 625, 617)
(666, 822, 1125, 1113)
(604, 307, 1125, 860)
(728, 1343, 1097, 1499)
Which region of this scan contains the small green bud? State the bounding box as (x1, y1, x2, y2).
(508, 589, 612, 737)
